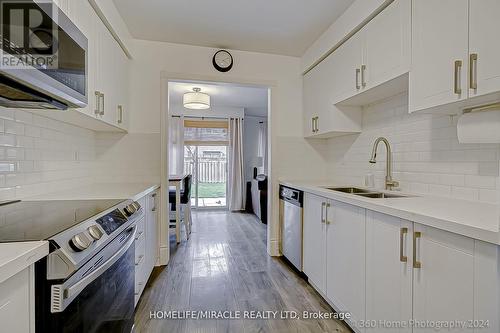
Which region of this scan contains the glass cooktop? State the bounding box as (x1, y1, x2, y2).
(0, 199, 124, 242)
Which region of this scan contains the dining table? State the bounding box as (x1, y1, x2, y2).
(169, 174, 188, 243)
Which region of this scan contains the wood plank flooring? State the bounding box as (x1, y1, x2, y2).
(134, 211, 351, 333)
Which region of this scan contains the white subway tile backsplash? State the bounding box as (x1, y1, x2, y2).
(327, 93, 500, 203)
(0, 110, 98, 199)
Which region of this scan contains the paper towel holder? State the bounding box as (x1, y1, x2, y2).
(463, 102, 500, 114)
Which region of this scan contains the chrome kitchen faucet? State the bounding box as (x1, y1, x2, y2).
(369, 137, 399, 190)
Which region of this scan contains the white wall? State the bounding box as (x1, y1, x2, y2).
(244, 115, 267, 182)
(126, 39, 329, 255)
(325, 93, 500, 203)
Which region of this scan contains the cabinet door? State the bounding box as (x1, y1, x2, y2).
(303, 58, 333, 137)
(330, 32, 363, 104)
(469, 0, 500, 98)
(410, 0, 469, 112)
(326, 201, 365, 328)
(302, 193, 327, 295)
(363, 0, 410, 89)
(0, 267, 33, 333)
(366, 211, 412, 333)
(115, 45, 130, 130)
(413, 224, 475, 333)
(145, 191, 159, 274)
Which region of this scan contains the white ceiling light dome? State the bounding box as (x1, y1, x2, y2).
(183, 88, 211, 110)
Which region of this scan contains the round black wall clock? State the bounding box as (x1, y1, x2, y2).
(213, 50, 233, 72)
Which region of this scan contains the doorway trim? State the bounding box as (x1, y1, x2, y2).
(159, 72, 278, 266)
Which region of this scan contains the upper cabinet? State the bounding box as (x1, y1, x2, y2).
(302, 0, 410, 138)
(33, 0, 130, 132)
(362, 0, 410, 91)
(331, 0, 411, 106)
(410, 0, 500, 113)
(468, 0, 500, 99)
(410, 0, 469, 112)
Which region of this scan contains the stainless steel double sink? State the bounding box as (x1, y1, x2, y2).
(325, 187, 414, 199)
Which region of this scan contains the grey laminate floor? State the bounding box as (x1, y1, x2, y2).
(134, 210, 351, 333)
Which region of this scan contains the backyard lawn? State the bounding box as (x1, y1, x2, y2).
(197, 182, 226, 198)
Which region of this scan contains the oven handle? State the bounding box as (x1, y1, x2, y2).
(51, 225, 136, 313)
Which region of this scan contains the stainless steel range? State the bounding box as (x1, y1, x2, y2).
(0, 198, 144, 332)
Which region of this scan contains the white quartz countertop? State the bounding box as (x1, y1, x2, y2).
(23, 183, 160, 201)
(0, 241, 49, 284)
(281, 180, 500, 245)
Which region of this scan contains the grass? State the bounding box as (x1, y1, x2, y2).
(197, 182, 226, 198)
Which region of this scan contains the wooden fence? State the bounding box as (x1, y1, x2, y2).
(184, 158, 227, 183)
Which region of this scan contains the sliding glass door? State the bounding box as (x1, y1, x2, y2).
(184, 145, 228, 209)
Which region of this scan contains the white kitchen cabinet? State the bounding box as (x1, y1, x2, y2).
(0, 267, 34, 333)
(329, 32, 364, 104)
(363, 0, 410, 90)
(145, 190, 159, 276)
(412, 224, 475, 332)
(468, 0, 500, 99)
(134, 190, 160, 306)
(302, 47, 362, 138)
(302, 193, 327, 295)
(326, 201, 366, 330)
(410, 0, 469, 112)
(366, 211, 412, 333)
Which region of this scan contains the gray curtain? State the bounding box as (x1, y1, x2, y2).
(228, 117, 245, 211)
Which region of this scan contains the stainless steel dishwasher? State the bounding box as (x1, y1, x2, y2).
(279, 185, 304, 271)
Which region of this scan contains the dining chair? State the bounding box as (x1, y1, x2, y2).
(169, 174, 193, 239)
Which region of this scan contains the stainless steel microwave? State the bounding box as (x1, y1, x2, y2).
(0, 0, 87, 110)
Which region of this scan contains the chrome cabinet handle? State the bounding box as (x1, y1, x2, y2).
(315, 116, 319, 133)
(321, 202, 326, 224)
(117, 105, 123, 124)
(454, 60, 463, 95)
(94, 91, 100, 116)
(400, 227, 408, 263)
(469, 53, 478, 90)
(413, 231, 422, 268)
(355, 68, 361, 89)
(325, 202, 331, 224)
(100, 93, 105, 115)
(135, 231, 144, 240)
(361, 65, 367, 88)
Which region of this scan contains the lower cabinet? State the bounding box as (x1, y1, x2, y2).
(303, 193, 327, 295)
(412, 224, 475, 333)
(326, 201, 366, 328)
(134, 189, 160, 306)
(0, 267, 34, 333)
(366, 211, 413, 333)
(302, 193, 500, 333)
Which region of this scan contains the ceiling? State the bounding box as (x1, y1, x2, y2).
(169, 82, 268, 117)
(112, 0, 354, 56)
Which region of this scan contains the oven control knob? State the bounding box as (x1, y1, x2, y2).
(69, 233, 93, 252)
(123, 204, 136, 217)
(88, 225, 103, 240)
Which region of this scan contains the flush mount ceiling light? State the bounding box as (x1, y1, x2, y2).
(183, 88, 210, 110)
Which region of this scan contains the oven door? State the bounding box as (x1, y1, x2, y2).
(37, 226, 136, 333)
